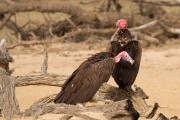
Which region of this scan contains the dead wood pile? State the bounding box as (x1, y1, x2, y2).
(0, 0, 179, 49)
(0, 38, 179, 120)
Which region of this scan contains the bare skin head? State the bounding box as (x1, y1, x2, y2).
(114, 51, 134, 64)
(116, 19, 128, 29)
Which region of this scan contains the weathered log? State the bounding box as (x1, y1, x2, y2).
(97, 84, 157, 118)
(20, 79, 156, 119)
(15, 74, 67, 87)
(23, 99, 139, 120)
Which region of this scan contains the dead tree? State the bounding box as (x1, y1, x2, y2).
(0, 39, 20, 120)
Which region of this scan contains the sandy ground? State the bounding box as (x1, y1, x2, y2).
(5, 41, 180, 119)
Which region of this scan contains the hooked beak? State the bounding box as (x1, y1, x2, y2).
(126, 56, 134, 65)
(129, 59, 134, 65)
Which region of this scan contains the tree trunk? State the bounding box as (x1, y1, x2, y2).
(0, 71, 21, 120)
(0, 39, 20, 120)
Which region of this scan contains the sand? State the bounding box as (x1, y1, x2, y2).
(6, 41, 180, 119)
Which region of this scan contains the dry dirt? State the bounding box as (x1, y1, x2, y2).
(3, 40, 180, 119)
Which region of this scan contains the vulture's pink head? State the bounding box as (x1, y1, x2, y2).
(116, 19, 128, 29)
(114, 51, 134, 64)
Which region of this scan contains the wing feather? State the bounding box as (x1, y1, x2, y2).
(54, 52, 114, 104)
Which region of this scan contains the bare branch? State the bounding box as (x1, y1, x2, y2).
(129, 20, 158, 31)
(0, 13, 13, 29)
(136, 32, 160, 44)
(15, 74, 67, 87)
(41, 52, 48, 75)
(7, 39, 60, 49)
(132, 0, 180, 6)
(159, 22, 180, 34)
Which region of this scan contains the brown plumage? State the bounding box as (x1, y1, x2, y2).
(110, 29, 132, 46)
(108, 19, 142, 89)
(54, 52, 114, 104)
(109, 39, 142, 90)
(54, 51, 133, 104)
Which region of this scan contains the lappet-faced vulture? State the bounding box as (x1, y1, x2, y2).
(54, 51, 134, 104)
(107, 19, 142, 90)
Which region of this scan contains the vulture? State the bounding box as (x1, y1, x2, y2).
(54, 51, 134, 104)
(107, 19, 142, 90)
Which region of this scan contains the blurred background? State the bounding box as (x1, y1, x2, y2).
(0, 0, 180, 46)
(0, 0, 180, 119)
